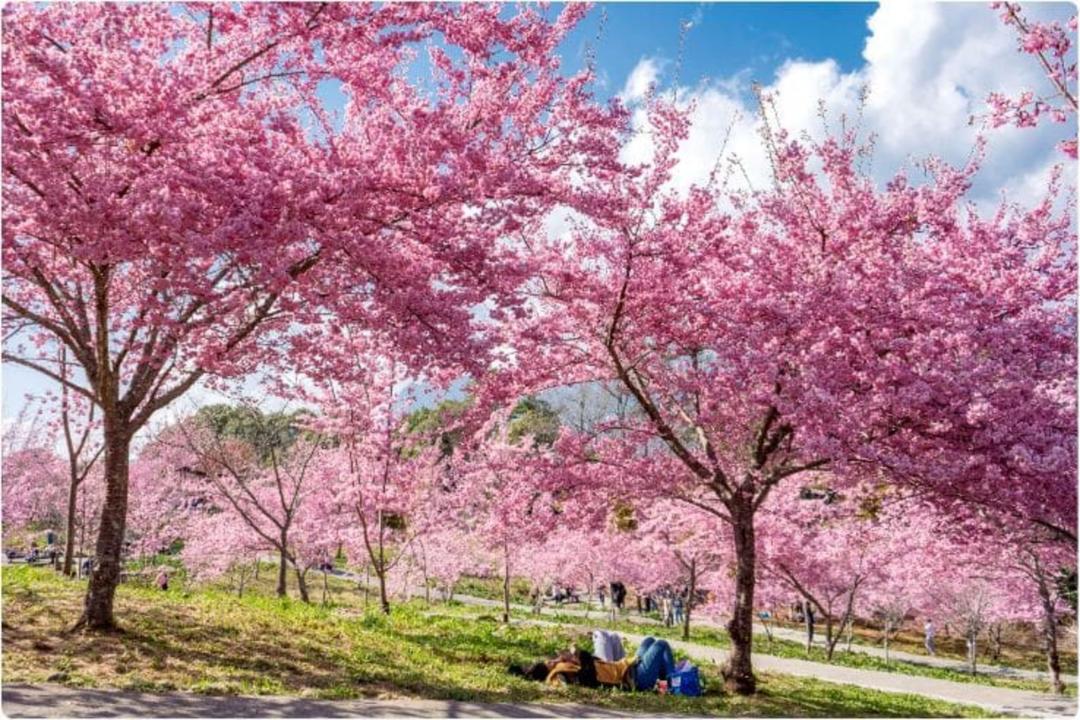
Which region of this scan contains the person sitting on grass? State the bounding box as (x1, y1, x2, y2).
(509, 636, 677, 692)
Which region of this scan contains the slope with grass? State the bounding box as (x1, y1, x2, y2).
(1, 566, 995, 717)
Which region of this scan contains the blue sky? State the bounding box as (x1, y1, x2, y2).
(560, 2, 876, 96)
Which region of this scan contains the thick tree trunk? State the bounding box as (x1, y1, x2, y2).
(682, 558, 696, 641)
(76, 429, 130, 631)
(723, 499, 757, 695)
(277, 546, 288, 598)
(987, 623, 1003, 663)
(63, 478, 79, 576)
(1036, 572, 1066, 694)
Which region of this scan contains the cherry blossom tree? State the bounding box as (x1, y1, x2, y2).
(181, 509, 268, 597)
(988, 2, 1078, 157)
(315, 416, 437, 615)
(2, 1, 614, 630)
(636, 499, 726, 640)
(167, 407, 324, 602)
(503, 90, 1075, 692)
(758, 483, 884, 661)
(449, 423, 564, 624)
(2, 399, 65, 534)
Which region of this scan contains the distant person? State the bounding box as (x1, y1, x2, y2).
(673, 595, 684, 625)
(661, 594, 674, 627)
(924, 618, 936, 656)
(803, 599, 815, 650)
(80, 558, 91, 577)
(610, 581, 626, 611)
(598, 587, 606, 609)
(155, 570, 169, 591)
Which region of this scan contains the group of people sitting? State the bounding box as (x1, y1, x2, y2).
(510, 635, 677, 692)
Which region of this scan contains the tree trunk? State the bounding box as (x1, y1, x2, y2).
(277, 546, 288, 598)
(988, 623, 1003, 664)
(421, 551, 431, 606)
(295, 565, 310, 603)
(883, 619, 892, 664)
(77, 491, 87, 570)
(804, 599, 815, 652)
(723, 499, 757, 695)
(502, 546, 512, 625)
(967, 633, 978, 675)
(376, 567, 390, 615)
(682, 558, 696, 641)
(1036, 570, 1066, 694)
(63, 478, 79, 576)
(76, 428, 130, 631)
(322, 570, 329, 605)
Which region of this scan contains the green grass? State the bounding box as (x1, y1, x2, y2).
(1, 565, 999, 716)
(453, 575, 535, 606)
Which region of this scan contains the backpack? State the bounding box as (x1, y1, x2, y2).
(670, 660, 702, 697)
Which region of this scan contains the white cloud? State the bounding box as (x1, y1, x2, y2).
(620, 1, 1075, 206)
(621, 57, 663, 102)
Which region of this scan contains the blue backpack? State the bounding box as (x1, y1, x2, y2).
(669, 661, 702, 697)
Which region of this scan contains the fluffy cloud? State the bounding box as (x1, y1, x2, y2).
(621, 56, 663, 102)
(621, 1, 1075, 206)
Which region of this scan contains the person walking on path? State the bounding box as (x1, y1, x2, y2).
(925, 618, 936, 656)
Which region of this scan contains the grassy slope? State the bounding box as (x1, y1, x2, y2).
(1, 566, 996, 717)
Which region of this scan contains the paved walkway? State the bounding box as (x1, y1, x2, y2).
(1, 684, 634, 719)
(754, 621, 1078, 684)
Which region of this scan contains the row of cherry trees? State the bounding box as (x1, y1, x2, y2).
(4, 377, 1074, 692)
(3, 0, 1075, 696)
